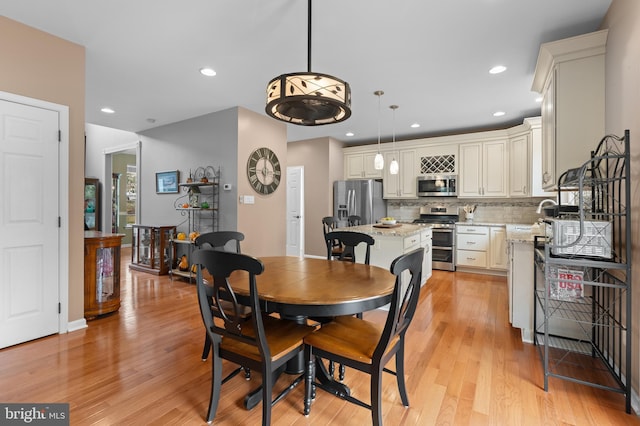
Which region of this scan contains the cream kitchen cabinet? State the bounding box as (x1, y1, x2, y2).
(344, 151, 383, 179)
(456, 225, 489, 268)
(458, 139, 508, 198)
(489, 226, 507, 270)
(382, 149, 417, 199)
(456, 224, 507, 273)
(349, 224, 432, 288)
(532, 30, 607, 190)
(420, 228, 433, 283)
(508, 133, 530, 197)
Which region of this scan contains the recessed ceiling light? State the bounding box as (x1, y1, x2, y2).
(535, 96, 543, 103)
(410, 123, 420, 128)
(345, 132, 354, 137)
(493, 111, 506, 117)
(200, 67, 216, 77)
(101, 107, 115, 114)
(489, 65, 507, 74)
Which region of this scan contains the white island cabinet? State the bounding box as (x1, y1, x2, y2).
(336, 224, 432, 287)
(505, 224, 539, 343)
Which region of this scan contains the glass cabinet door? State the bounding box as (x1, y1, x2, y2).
(84, 178, 100, 231)
(95, 246, 119, 303)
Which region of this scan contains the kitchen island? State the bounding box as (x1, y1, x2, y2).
(335, 223, 432, 286)
(506, 224, 540, 342)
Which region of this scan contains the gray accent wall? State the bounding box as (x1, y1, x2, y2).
(137, 107, 239, 233)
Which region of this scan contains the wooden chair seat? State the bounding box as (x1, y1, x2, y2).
(220, 314, 316, 363)
(306, 316, 400, 364)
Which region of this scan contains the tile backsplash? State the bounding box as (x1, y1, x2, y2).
(387, 197, 549, 225)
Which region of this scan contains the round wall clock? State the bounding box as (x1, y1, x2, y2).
(247, 147, 281, 195)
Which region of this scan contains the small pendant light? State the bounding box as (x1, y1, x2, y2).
(373, 91, 384, 170)
(389, 105, 399, 175)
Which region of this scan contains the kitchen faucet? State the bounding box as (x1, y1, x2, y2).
(536, 198, 558, 214)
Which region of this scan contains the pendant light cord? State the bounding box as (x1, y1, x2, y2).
(307, 0, 312, 72)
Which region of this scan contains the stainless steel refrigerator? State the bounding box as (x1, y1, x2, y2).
(333, 179, 387, 227)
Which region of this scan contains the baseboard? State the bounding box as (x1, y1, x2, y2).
(66, 318, 88, 333)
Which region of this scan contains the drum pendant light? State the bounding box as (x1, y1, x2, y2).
(389, 105, 399, 175)
(374, 90, 384, 170)
(265, 0, 351, 126)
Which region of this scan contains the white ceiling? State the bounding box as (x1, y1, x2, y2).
(0, 0, 611, 145)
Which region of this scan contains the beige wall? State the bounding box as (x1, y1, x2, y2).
(287, 137, 344, 257)
(601, 0, 640, 400)
(0, 17, 86, 322)
(237, 107, 288, 256)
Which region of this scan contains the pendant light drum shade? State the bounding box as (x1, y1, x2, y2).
(266, 72, 351, 125)
(265, 0, 351, 126)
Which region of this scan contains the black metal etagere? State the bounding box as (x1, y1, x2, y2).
(533, 130, 631, 413)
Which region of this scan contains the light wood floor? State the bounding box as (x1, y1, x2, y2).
(1, 249, 637, 425)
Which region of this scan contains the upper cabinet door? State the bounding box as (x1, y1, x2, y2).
(459, 140, 508, 198)
(509, 134, 530, 197)
(382, 149, 417, 199)
(344, 152, 383, 179)
(532, 30, 607, 190)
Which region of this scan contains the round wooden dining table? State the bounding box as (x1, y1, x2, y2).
(226, 255, 397, 410)
(228, 256, 396, 317)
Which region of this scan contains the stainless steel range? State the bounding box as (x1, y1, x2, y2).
(413, 206, 459, 271)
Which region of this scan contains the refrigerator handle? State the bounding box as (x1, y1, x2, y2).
(350, 189, 357, 216)
(346, 190, 352, 216)
(352, 189, 357, 216)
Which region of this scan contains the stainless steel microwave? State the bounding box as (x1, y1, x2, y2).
(416, 174, 458, 197)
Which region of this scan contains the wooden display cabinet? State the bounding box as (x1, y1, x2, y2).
(130, 225, 175, 275)
(84, 231, 124, 319)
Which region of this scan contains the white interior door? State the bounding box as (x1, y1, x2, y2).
(0, 99, 60, 348)
(286, 166, 304, 257)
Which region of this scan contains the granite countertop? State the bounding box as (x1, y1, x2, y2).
(335, 223, 429, 237)
(456, 221, 507, 227)
(505, 224, 545, 243)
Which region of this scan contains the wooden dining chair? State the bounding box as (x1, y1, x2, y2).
(303, 247, 424, 426)
(192, 249, 316, 425)
(347, 215, 362, 226)
(321, 230, 375, 380)
(322, 216, 343, 259)
(324, 231, 374, 265)
(194, 231, 250, 363)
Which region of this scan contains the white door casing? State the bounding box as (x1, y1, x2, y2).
(286, 166, 304, 257)
(0, 97, 63, 348)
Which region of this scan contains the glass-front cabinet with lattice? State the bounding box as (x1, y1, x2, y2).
(533, 131, 631, 413)
(130, 225, 175, 275)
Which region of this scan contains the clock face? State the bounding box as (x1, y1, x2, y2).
(247, 147, 281, 195)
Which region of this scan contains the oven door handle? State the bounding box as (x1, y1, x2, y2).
(431, 228, 454, 233)
(432, 246, 453, 251)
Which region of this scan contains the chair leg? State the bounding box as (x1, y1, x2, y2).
(395, 342, 409, 406)
(339, 364, 346, 381)
(371, 368, 384, 426)
(328, 360, 335, 377)
(201, 333, 211, 361)
(206, 350, 223, 423)
(304, 345, 315, 416)
(262, 367, 273, 426)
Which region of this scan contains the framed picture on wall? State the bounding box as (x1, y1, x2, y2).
(155, 170, 180, 194)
